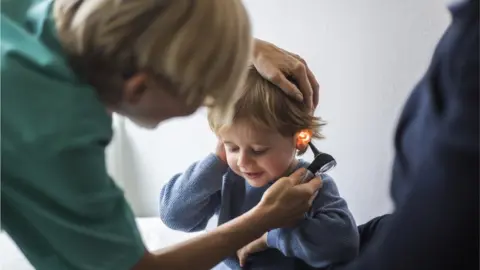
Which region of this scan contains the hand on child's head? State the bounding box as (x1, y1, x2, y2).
(252, 39, 320, 112)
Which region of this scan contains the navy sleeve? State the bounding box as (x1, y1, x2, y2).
(338, 1, 479, 269)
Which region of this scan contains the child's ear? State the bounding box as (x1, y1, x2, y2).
(293, 136, 300, 149)
(123, 73, 148, 105)
(294, 129, 312, 152)
(295, 140, 308, 152)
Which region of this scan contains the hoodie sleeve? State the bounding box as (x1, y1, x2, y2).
(159, 154, 228, 232)
(267, 175, 360, 268)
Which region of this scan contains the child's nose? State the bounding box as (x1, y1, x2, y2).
(237, 152, 254, 168)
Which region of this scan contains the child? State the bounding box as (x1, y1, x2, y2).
(159, 66, 359, 269)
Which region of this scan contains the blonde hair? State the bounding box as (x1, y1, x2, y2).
(208, 66, 325, 155)
(54, 0, 251, 117)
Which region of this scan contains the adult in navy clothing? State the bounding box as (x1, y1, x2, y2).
(336, 1, 478, 270)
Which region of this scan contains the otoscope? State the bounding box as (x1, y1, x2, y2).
(300, 142, 337, 183)
(297, 130, 337, 183)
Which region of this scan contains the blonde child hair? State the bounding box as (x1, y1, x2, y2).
(208, 65, 325, 155)
(53, 0, 252, 119)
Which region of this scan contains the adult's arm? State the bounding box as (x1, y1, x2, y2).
(135, 169, 323, 270)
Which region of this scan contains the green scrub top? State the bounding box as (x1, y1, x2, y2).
(1, 1, 146, 269)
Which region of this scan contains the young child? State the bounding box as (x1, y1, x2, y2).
(159, 66, 359, 270)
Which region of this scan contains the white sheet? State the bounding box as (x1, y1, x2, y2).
(0, 218, 202, 269)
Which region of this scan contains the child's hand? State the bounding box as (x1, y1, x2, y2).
(215, 139, 227, 163)
(237, 233, 268, 267)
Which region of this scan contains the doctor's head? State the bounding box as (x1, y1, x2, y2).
(54, 0, 252, 129)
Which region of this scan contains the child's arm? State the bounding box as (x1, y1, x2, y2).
(159, 154, 228, 232)
(266, 175, 360, 268)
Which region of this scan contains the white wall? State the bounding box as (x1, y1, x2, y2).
(106, 0, 451, 224)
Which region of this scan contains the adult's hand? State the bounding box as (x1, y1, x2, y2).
(253, 168, 323, 229)
(252, 38, 320, 112)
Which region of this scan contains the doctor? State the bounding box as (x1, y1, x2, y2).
(1, 0, 321, 270)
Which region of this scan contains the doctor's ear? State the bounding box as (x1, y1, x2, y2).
(123, 73, 148, 105)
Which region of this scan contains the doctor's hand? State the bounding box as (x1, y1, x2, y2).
(252, 38, 320, 112)
(252, 168, 322, 230)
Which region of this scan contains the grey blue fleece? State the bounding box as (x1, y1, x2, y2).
(159, 154, 359, 270)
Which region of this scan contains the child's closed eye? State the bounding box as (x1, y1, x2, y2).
(251, 148, 269, 155)
(227, 147, 239, 153)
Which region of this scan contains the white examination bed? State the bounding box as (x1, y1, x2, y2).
(0, 217, 202, 269)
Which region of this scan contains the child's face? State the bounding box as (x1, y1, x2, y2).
(219, 120, 297, 187)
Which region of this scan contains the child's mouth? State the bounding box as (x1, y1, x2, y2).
(244, 172, 264, 179)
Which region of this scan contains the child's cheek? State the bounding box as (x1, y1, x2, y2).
(226, 154, 240, 174)
(264, 153, 294, 177)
